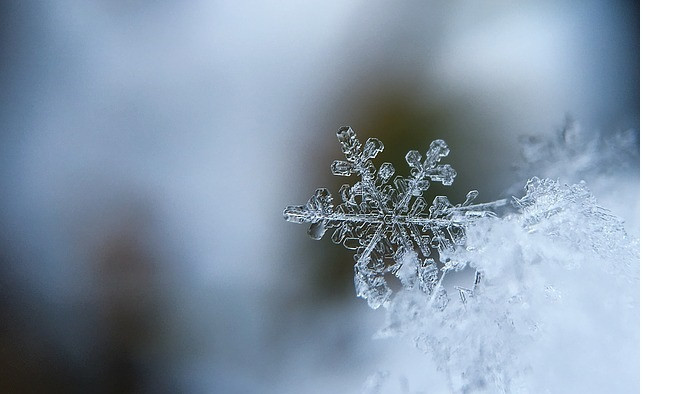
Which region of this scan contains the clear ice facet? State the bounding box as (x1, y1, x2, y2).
(405, 150, 422, 168)
(331, 160, 353, 176)
(418, 258, 439, 295)
(464, 190, 479, 205)
(378, 162, 395, 181)
(363, 138, 384, 159)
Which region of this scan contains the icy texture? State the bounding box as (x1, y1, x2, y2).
(283, 127, 639, 393)
(512, 117, 640, 239)
(379, 178, 639, 393)
(284, 126, 506, 309)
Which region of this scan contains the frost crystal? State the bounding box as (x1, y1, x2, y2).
(283, 126, 639, 393)
(283, 126, 506, 308)
(371, 178, 638, 393)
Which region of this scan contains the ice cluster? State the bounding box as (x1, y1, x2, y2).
(377, 177, 639, 392)
(284, 127, 639, 393)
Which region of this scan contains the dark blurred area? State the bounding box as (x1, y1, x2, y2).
(1, 1, 638, 393)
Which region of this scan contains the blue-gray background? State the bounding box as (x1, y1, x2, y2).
(1, 1, 638, 392)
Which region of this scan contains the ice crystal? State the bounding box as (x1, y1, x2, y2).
(283, 126, 506, 308)
(377, 178, 639, 393)
(284, 127, 639, 393)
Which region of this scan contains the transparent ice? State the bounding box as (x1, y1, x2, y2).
(284, 127, 639, 393)
(284, 126, 506, 309)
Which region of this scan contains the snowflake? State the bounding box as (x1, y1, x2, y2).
(283, 126, 506, 308)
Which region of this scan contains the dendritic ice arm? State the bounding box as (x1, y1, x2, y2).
(283, 126, 507, 309)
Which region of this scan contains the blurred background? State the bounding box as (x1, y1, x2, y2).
(1, 1, 638, 393)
